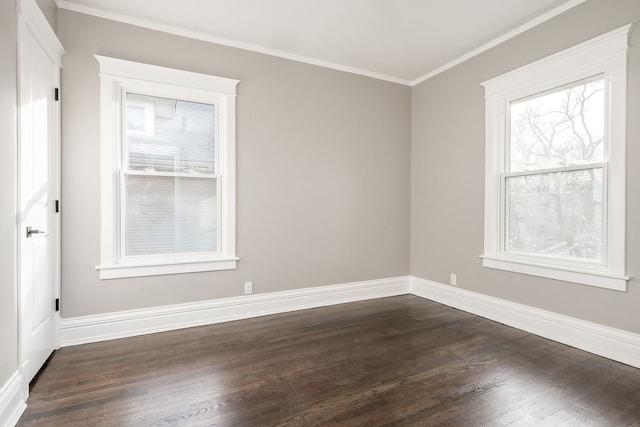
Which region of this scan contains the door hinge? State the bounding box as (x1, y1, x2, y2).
(55, 200, 60, 213)
(54, 88, 59, 101)
(55, 298, 60, 312)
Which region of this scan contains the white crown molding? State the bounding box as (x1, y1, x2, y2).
(54, 0, 586, 87)
(54, 0, 411, 86)
(411, 0, 588, 86)
(0, 371, 26, 427)
(61, 276, 411, 346)
(410, 276, 640, 369)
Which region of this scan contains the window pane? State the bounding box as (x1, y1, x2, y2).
(509, 76, 604, 172)
(126, 106, 146, 132)
(506, 169, 602, 261)
(125, 175, 217, 256)
(126, 93, 216, 174)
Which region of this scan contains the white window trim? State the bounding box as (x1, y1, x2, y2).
(480, 25, 631, 291)
(95, 55, 239, 279)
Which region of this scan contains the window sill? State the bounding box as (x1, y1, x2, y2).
(480, 255, 628, 292)
(96, 257, 238, 280)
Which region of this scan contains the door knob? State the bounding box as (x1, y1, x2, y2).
(26, 226, 45, 238)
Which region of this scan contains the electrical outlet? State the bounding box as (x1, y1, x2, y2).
(450, 274, 457, 286)
(244, 281, 253, 295)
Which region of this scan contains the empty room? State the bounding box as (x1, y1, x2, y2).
(2, 0, 640, 425)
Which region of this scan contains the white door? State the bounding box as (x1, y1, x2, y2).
(18, 23, 61, 384)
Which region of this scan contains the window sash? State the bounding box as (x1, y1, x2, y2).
(118, 171, 222, 262)
(500, 164, 608, 269)
(500, 73, 610, 270)
(499, 73, 610, 270)
(121, 89, 220, 176)
(505, 75, 608, 175)
(118, 88, 222, 262)
(502, 162, 606, 179)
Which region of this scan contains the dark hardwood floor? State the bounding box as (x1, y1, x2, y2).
(17, 295, 640, 426)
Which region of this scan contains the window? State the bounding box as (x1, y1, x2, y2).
(96, 56, 239, 279)
(481, 25, 630, 291)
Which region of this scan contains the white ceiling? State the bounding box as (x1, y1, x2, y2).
(54, 0, 586, 85)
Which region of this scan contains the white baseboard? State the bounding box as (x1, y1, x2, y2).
(410, 276, 640, 369)
(60, 274, 640, 370)
(0, 371, 26, 427)
(61, 276, 410, 346)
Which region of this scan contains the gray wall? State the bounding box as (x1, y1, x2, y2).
(35, 0, 56, 32)
(411, 0, 640, 333)
(57, 10, 411, 317)
(0, 0, 18, 387)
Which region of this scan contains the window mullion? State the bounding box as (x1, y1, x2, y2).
(118, 169, 127, 261)
(500, 173, 508, 255)
(504, 162, 607, 178)
(123, 170, 219, 179)
(116, 86, 125, 263)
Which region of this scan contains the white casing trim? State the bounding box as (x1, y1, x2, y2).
(97, 258, 239, 280)
(0, 372, 26, 427)
(95, 55, 239, 94)
(17, 0, 65, 66)
(61, 276, 411, 346)
(56, 0, 410, 86)
(410, 276, 640, 369)
(95, 56, 239, 279)
(481, 256, 628, 291)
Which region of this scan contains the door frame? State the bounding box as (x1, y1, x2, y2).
(16, 0, 64, 393)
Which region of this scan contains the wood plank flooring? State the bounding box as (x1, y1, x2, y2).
(17, 295, 640, 426)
